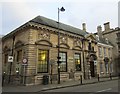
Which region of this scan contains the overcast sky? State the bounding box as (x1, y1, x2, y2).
(0, 0, 119, 35)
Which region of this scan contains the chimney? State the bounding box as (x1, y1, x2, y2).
(97, 25, 103, 38)
(82, 23, 86, 31)
(104, 22, 110, 31)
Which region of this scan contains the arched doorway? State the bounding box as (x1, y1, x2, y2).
(89, 54, 97, 77)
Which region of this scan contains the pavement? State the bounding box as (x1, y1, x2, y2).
(2, 76, 119, 93)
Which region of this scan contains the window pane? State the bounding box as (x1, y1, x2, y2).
(74, 53, 81, 71)
(59, 52, 67, 72)
(105, 63, 108, 73)
(37, 50, 48, 73)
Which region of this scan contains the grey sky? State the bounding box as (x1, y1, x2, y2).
(1, 0, 119, 35)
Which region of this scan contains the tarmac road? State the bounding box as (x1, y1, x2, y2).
(43, 79, 119, 93)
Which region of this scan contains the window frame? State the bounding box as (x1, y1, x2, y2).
(74, 53, 81, 71)
(37, 49, 49, 73)
(59, 51, 67, 72)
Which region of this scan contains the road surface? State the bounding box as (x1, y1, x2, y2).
(43, 80, 119, 93)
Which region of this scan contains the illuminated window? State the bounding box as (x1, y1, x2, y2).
(37, 50, 48, 73)
(74, 53, 81, 71)
(59, 52, 67, 72)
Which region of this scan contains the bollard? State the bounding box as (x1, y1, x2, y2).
(80, 75, 82, 84)
(110, 73, 112, 80)
(50, 76, 52, 84)
(2, 72, 5, 86)
(118, 73, 120, 79)
(97, 74, 99, 82)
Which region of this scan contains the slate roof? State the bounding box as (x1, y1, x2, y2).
(29, 16, 88, 36)
(97, 37, 113, 46)
(3, 15, 89, 40)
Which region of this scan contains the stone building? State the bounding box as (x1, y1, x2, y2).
(116, 31, 120, 74)
(2, 16, 97, 85)
(0, 35, 2, 88)
(102, 22, 120, 75)
(95, 26, 113, 77)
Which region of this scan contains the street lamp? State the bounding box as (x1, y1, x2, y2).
(57, 7, 65, 84)
(82, 39, 86, 79)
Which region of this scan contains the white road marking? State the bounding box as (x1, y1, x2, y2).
(97, 88, 112, 92)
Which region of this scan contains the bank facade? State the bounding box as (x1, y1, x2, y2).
(2, 16, 113, 85)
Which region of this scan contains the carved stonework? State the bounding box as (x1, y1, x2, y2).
(38, 30, 50, 40)
(3, 46, 11, 53)
(73, 39, 82, 47)
(15, 40, 24, 48)
(60, 35, 67, 44)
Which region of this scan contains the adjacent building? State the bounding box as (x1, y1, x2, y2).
(0, 35, 2, 88)
(116, 31, 120, 74)
(102, 22, 120, 75)
(95, 26, 113, 77)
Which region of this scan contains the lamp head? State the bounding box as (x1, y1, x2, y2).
(60, 7, 65, 12)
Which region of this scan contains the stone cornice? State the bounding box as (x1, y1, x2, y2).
(2, 21, 85, 42)
(29, 22, 84, 39)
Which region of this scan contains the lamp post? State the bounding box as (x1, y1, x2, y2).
(82, 39, 86, 79)
(57, 7, 65, 84)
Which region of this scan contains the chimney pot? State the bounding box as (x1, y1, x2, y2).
(104, 22, 110, 31)
(82, 23, 86, 31)
(97, 25, 102, 32)
(97, 25, 103, 38)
